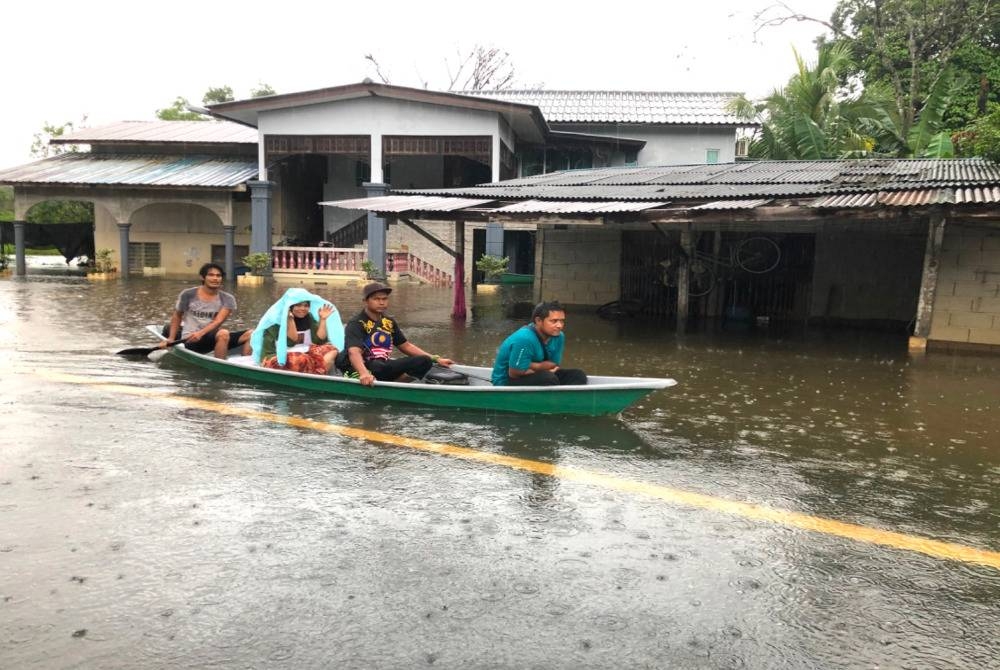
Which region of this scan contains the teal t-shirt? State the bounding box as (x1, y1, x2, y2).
(490, 324, 565, 385)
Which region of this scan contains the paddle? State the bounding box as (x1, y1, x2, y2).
(115, 339, 184, 357)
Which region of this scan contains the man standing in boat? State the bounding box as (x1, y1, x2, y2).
(161, 262, 252, 359)
(491, 300, 587, 386)
(337, 282, 453, 387)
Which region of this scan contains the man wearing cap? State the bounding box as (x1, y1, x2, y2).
(337, 282, 454, 386)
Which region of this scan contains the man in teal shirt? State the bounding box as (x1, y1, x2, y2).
(491, 300, 588, 386)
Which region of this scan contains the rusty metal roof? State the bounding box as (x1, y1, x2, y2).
(463, 90, 746, 125)
(0, 153, 258, 188)
(690, 198, 773, 210)
(52, 120, 258, 145)
(319, 195, 495, 212)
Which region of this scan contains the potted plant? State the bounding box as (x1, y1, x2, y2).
(0, 245, 9, 276)
(240, 252, 271, 285)
(475, 253, 509, 284)
(87, 248, 117, 280)
(361, 259, 383, 280)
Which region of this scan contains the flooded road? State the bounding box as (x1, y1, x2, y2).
(2, 275, 1000, 669)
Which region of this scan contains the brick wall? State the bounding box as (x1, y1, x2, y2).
(536, 227, 621, 306)
(929, 223, 1000, 346)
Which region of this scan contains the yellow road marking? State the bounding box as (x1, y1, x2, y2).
(36, 369, 1000, 571)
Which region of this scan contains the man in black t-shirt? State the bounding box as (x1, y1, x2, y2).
(336, 282, 453, 386)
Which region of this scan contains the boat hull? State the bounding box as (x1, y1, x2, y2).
(168, 345, 674, 416)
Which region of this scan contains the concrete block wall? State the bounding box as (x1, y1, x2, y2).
(535, 227, 621, 306)
(929, 223, 1000, 346)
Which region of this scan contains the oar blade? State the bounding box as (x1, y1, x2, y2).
(116, 346, 160, 357)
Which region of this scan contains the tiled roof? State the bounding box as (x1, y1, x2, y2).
(0, 153, 258, 188)
(52, 120, 258, 145)
(463, 90, 745, 125)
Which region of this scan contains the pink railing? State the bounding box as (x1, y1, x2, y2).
(272, 247, 452, 287)
(272, 247, 365, 273)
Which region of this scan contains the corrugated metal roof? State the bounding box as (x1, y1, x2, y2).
(492, 199, 667, 214)
(463, 90, 745, 125)
(811, 189, 966, 208)
(53, 120, 258, 145)
(319, 195, 495, 212)
(690, 198, 773, 210)
(0, 153, 258, 188)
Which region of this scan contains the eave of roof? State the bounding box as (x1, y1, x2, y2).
(0, 153, 258, 189)
(205, 81, 551, 144)
(51, 120, 258, 145)
(321, 158, 1000, 219)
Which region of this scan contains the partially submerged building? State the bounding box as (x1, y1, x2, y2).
(0, 82, 744, 280)
(3, 82, 1000, 352)
(328, 159, 1000, 352)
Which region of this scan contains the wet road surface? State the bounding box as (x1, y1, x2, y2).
(2, 276, 1000, 668)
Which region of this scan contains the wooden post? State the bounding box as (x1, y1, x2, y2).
(909, 212, 946, 353)
(452, 220, 467, 320)
(676, 227, 691, 333)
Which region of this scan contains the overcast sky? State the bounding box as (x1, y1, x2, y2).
(1, 0, 838, 170)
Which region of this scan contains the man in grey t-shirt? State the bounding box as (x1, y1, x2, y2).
(162, 262, 252, 359)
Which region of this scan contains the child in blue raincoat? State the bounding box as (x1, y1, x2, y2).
(251, 288, 345, 375)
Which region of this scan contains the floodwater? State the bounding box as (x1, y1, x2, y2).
(2, 274, 1000, 669)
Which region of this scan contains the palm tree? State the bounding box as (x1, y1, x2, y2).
(730, 42, 955, 159)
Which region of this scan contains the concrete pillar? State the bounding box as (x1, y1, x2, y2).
(485, 222, 504, 258)
(364, 182, 388, 277)
(223, 225, 236, 282)
(13, 221, 26, 277)
(117, 222, 131, 278)
(676, 227, 692, 334)
(249, 180, 273, 260)
(910, 213, 947, 353)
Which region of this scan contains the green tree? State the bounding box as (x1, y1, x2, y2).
(954, 103, 1000, 160)
(758, 0, 1000, 140)
(30, 119, 86, 158)
(730, 43, 882, 159)
(202, 86, 234, 104)
(250, 82, 276, 97)
(26, 200, 94, 224)
(156, 84, 276, 120)
(0, 186, 13, 223)
(156, 96, 205, 121)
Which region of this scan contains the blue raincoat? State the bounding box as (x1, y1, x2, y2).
(250, 288, 344, 366)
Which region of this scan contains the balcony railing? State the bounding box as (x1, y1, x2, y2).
(271, 246, 453, 287)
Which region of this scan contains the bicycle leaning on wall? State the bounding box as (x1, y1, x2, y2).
(660, 235, 782, 297)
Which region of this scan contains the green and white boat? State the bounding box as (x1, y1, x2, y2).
(148, 328, 676, 416)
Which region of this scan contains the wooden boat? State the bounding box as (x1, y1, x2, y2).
(499, 272, 534, 285)
(146, 327, 676, 416)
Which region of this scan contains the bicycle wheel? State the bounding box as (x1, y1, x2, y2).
(735, 236, 781, 274)
(688, 260, 716, 297)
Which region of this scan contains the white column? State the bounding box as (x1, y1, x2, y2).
(491, 134, 501, 182)
(370, 134, 383, 183)
(257, 132, 268, 181)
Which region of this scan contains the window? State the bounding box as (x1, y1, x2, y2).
(128, 242, 161, 273)
(706, 149, 720, 164)
(624, 148, 639, 167)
